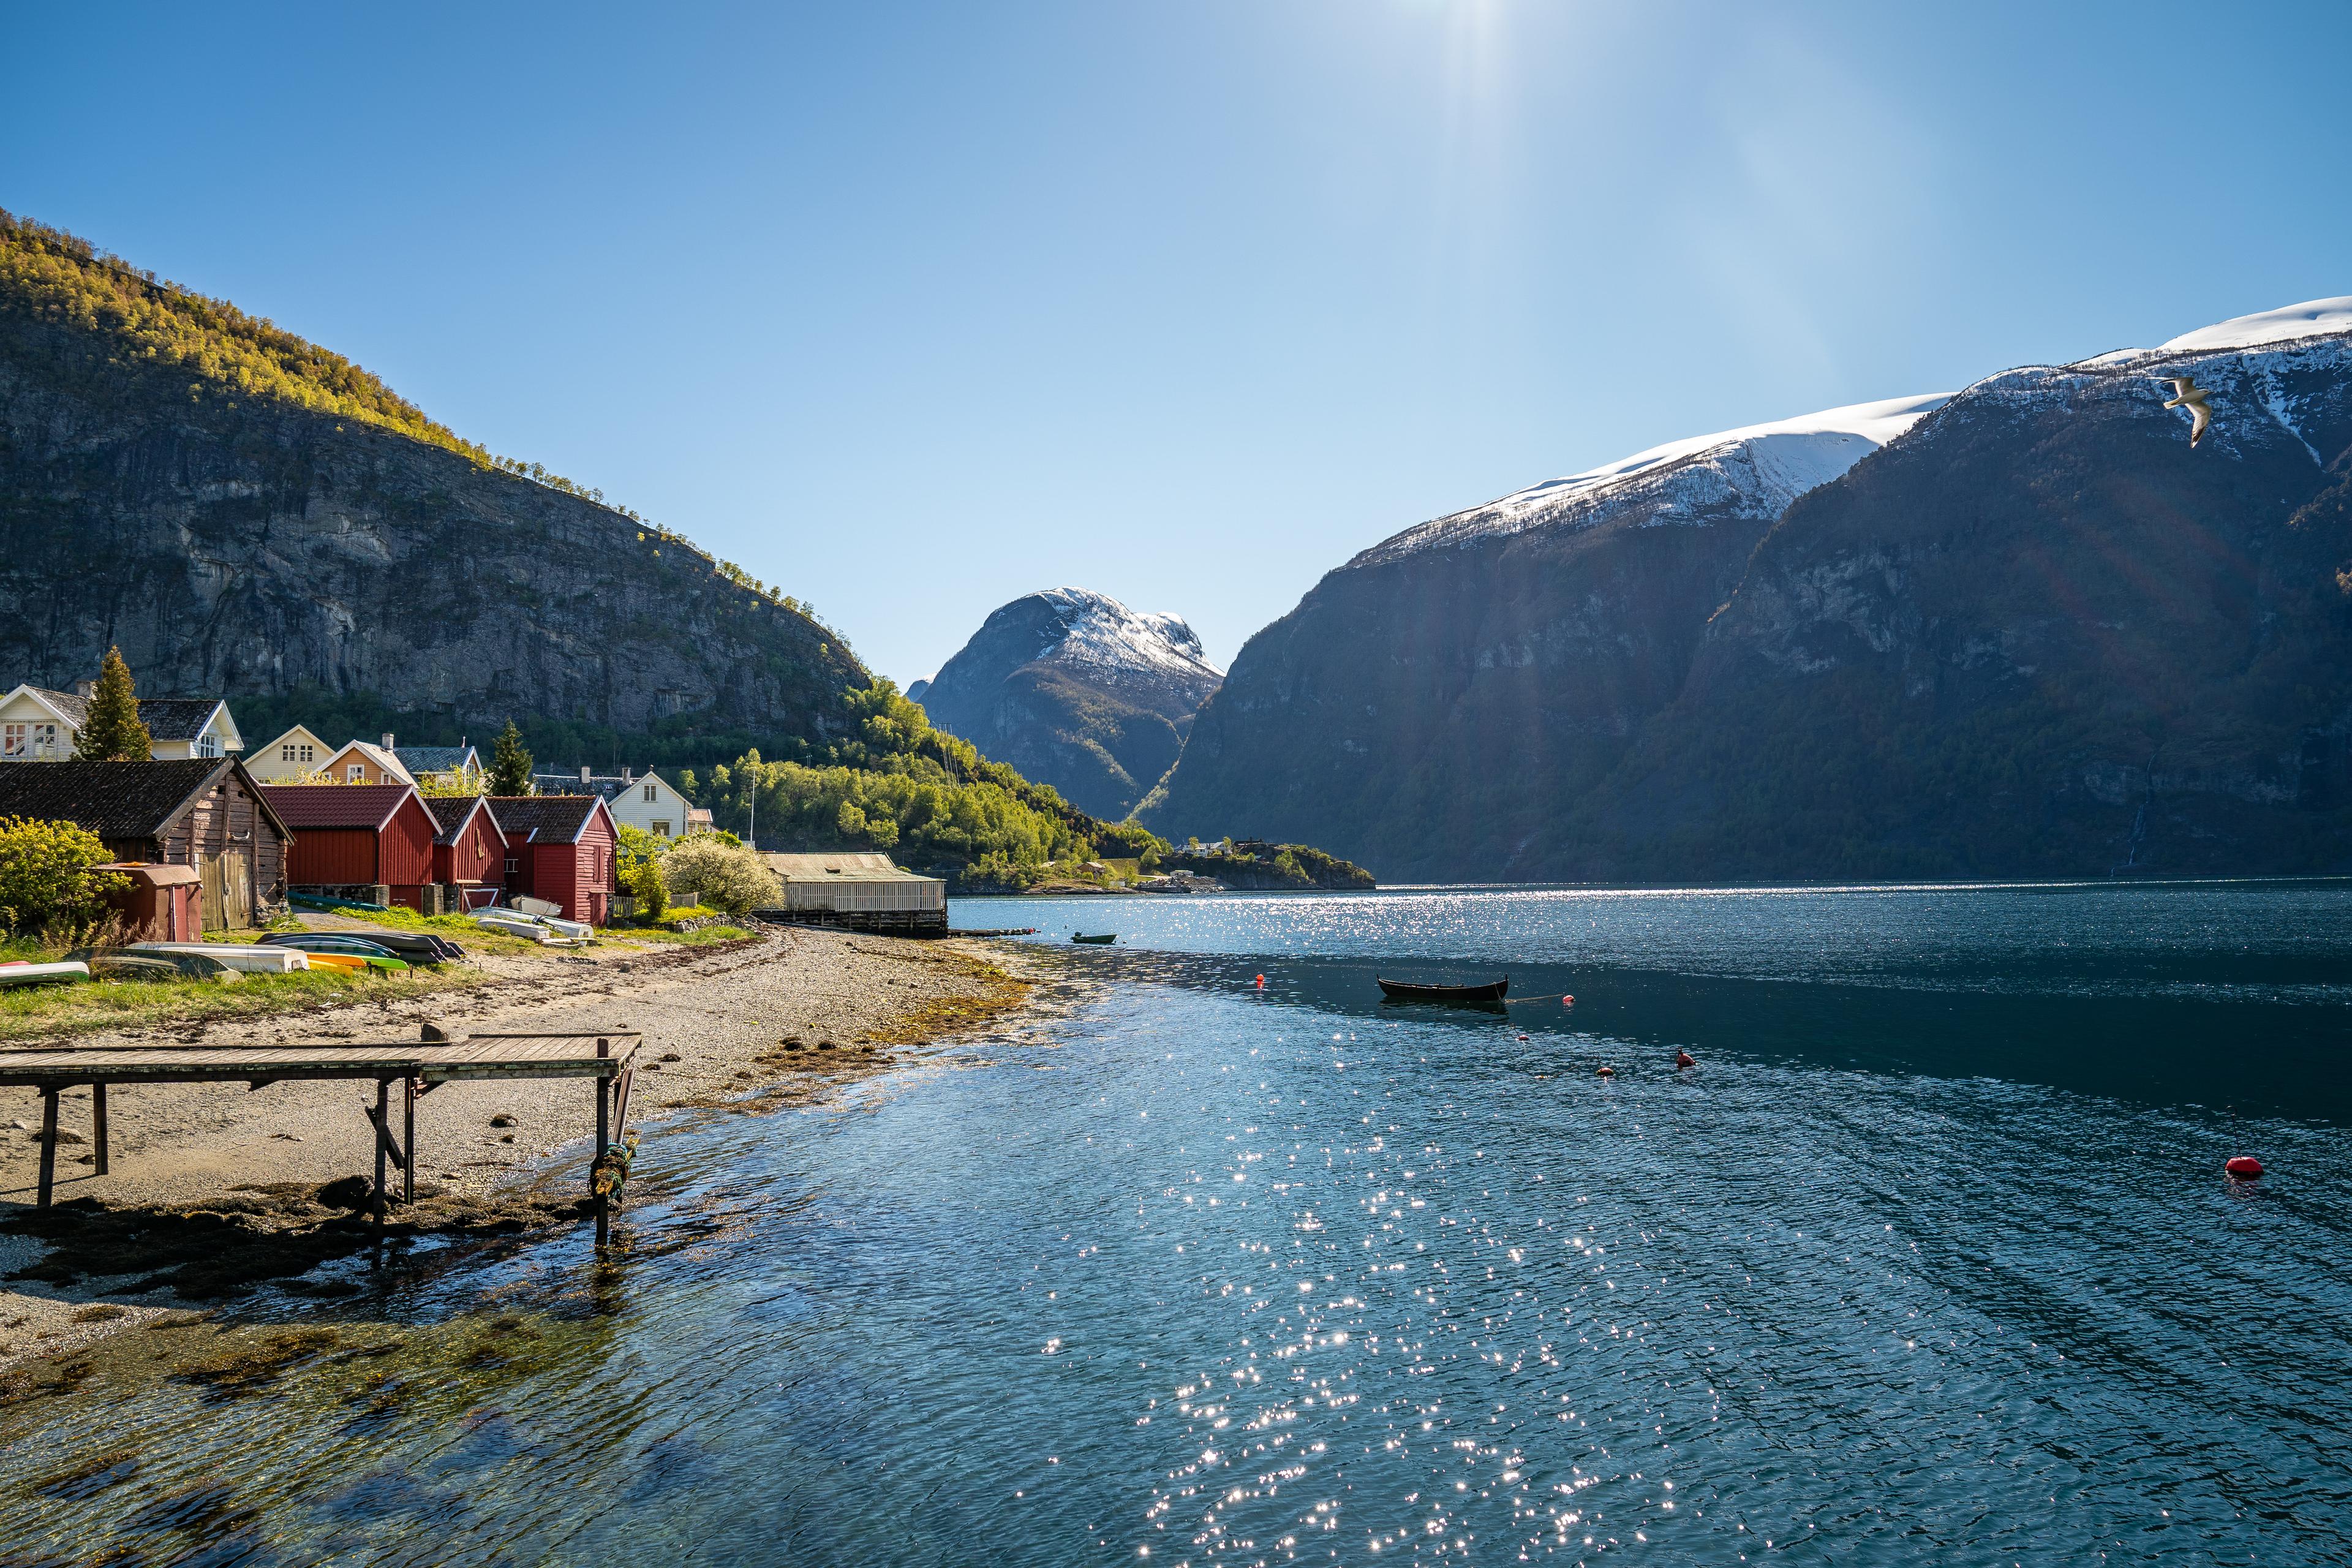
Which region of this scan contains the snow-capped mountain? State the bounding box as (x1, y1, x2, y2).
(912, 589, 1224, 821)
(1151, 296, 2352, 883)
(1355, 393, 1950, 568)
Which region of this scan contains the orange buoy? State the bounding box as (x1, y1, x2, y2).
(1254, 974, 1265, 989)
(2226, 1156, 2264, 1178)
(1676, 1050, 1695, 1069)
(1597, 1065, 1616, 1077)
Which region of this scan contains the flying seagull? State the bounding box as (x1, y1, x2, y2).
(2160, 375, 2214, 447)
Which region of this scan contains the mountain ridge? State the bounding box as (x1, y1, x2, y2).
(1148, 297, 2352, 880)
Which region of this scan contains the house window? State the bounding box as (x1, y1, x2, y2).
(503, 857, 520, 878)
(198, 734, 221, 758)
(652, 820, 671, 838)
(301, 742, 314, 762)
(7, 723, 59, 758)
(643, 783, 658, 802)
(347, 764, 366, 782)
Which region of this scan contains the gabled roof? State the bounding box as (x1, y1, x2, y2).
(324, 739, 413, 782)
(138, 698, 236, 745)
(2, 685, 88, 728)
(396, 745, 479, 775)
(4, 688, 233, 744)
(527, 769, 679, 802)
(486, 794, 616, 844)
(258, 782, 424, 832)
(0, 757, 288, 843)
(256, 723, 333, 755)
(421, 793, 507, 846)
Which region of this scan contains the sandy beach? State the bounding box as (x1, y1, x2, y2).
(0, 926, 1039, 1368)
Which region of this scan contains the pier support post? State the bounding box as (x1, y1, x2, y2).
(595, 1038, 611, 1247)
(373, 1078, 389, 1234)
(402, 1077, 416, 1205)
(36, 1087, 58, 1209)
(91, 1082, 108, 1177)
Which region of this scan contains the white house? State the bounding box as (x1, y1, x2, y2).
(529, 766, 698, 839)
(0, 684, 241, 761)
(246, 723, 335, 781)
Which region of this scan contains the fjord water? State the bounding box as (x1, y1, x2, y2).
(4, 883, 2350, 1564)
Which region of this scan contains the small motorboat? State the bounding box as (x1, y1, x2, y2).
(1377, 976, 1509, 1005)
(1071, 933, 1117, 945)
(0, 960, 89, 989)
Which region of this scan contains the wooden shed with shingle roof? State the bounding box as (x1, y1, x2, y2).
(0, 757, 290, 927)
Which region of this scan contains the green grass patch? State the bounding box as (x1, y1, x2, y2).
(0, 963, 497, 1043)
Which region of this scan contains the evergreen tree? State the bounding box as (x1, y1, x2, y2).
(489, 720, 534, 795)
(73, 646, 152, 761)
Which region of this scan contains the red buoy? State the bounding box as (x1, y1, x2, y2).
(1562, 995, 1575, 1006)
(2226, 1156, 2264, 1178)
(1517, 1033, 1529, 1041)
(1676, 1050, 1695, 1069)
(1597, 1065, 1616, 1077)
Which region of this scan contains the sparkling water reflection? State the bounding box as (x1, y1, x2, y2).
(1, 883, 2347, 1564)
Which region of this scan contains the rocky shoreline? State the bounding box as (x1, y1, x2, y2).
(0, 928, 1044, 1371)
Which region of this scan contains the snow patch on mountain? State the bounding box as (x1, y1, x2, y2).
(2080, 296, 2352, 368)
(1357, 393, 1949, 568)
(1022, 587, 1224, 681)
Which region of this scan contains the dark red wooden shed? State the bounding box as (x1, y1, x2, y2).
(485, 795, 619, 925)
(260, 783, 439, 910)
(421, 794, 509, 901)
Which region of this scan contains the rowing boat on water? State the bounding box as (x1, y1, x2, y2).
(1376, 976, 1509, 1004)
(1072, 933, 1117, 945)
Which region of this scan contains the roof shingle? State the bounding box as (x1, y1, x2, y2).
(486, 795, 608, 843)
(0, 758, 243, 842)
(258, 783, 418, 830)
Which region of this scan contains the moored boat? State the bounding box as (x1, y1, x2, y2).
(1072, 933, 1117, 944)
(1376, 976, 1509, 1005)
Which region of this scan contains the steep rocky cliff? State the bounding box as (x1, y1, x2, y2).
(0, 212, 864, 753)
(1151, 300, 2352, 881)
(1146, 398, 1948, 876)
(912, 587, 1222, 819)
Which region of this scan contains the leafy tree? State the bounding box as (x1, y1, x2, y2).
(414, 767, 484, 797)
(659, 834, 778, 916)
(489, 720, 534, 795)
(72, 646, 151, 761)
(0, 816, 128, 940)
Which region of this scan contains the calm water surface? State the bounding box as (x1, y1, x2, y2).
(3, 881, 2349, 1566)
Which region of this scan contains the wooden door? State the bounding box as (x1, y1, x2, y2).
(225, 853, 254, 930)
(199, 854, 226, 932)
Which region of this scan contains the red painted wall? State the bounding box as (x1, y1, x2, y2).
(524, 808, 616, 924)
(431, 809, 507, 886)
(286, 826, 381, 886)
(380, 796, 437, 888)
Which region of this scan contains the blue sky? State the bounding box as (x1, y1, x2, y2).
(7, 2, 2346, 685)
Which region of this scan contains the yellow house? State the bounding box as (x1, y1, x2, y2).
(246, 723, 335, 782)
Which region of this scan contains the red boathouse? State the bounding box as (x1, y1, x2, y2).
(422, 794, 510, 904)
(486, 795, 619, 925)
(260, 783, 440, 911)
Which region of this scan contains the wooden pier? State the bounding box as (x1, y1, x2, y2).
(0, 1028, 643, 1243)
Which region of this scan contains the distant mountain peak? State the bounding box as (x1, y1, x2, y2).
(1003, 587, 1223, 682)
(916, 588, 1224, 820)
